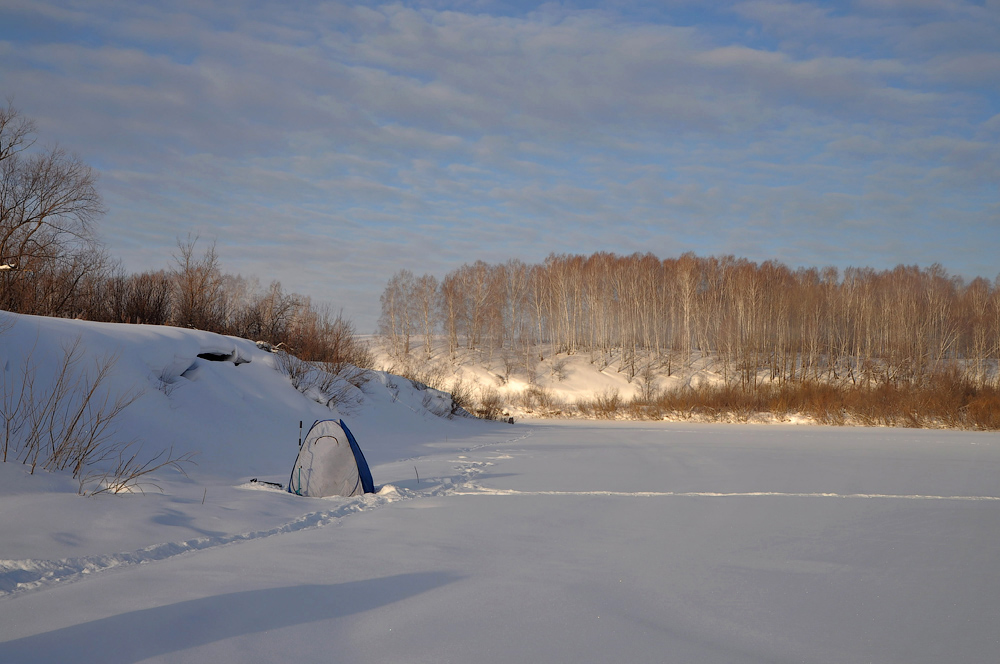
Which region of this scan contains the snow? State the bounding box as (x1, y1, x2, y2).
(373, 342, 737, 419)
(2, 312, 1000, 663)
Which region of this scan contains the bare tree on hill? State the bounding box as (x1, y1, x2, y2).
(0, 101, 105, 315)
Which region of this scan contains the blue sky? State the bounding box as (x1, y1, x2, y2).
(2, 0, 998, 330)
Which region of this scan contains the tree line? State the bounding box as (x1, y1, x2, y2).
(380, 253, 1000, 389)
(3, 230, 369, 367)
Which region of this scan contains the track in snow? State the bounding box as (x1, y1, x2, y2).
(0, 430, 531, 599)
(452, 487, 1000, 501)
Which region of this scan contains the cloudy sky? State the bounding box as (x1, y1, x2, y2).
(2, 0, 998, 329)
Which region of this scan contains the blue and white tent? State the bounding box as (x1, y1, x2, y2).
(287, 419, 375, 497)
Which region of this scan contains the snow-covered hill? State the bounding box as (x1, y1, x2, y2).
(0, 313, 472, 487)
(372, 336, 734, 418)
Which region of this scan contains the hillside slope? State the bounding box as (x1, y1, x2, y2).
(0, 313, 474, 485)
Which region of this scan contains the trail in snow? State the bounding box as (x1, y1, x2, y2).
(453, 487, 1000, 501)
(0, 430, 532, 599)
(0, 492, 386, 598)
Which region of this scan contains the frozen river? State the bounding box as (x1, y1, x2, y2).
(3, 420, 999, 663)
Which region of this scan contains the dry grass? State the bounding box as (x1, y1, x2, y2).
(573, 373, 1000, 430)
(517, 386, 563, 416)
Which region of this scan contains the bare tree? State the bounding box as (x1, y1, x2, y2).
(412, 273, 439, 357)
(0, 101, 105, 313)
(171, 234, 224, 331)
(962, 277, 993, 385)
(378, 269, 415, 358)
(440, 270, 463, 360)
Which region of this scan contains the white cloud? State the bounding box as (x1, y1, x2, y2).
(0, 0, 996, 328)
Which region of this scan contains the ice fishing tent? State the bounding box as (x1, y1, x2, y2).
(287, 419, 375, 497)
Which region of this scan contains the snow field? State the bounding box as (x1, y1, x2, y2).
(4, 423, 1000, 663)
(2, 314, 999, 663)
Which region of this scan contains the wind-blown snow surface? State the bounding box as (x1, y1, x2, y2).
(2, 314, 1000, 663)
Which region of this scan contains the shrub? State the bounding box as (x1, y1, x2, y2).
(592, 388, 622, 419)
(520, 386, 561, 415)
(0, 333, 193, 494)
(474, 386, 505, 421)
(274, 350, 365, 412)
(449, 378, 474, 417)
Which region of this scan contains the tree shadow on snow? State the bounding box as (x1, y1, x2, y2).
(1, 571, 459, 663)
(150, 507, 228, 538)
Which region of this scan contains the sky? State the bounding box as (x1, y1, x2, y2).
(1, 0, 998, 331)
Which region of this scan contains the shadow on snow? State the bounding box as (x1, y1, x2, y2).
(1, 571, 459, 662)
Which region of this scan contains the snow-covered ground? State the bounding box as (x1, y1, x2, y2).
(2, 314, 1000, 663)
(372, 338, 750, 419)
